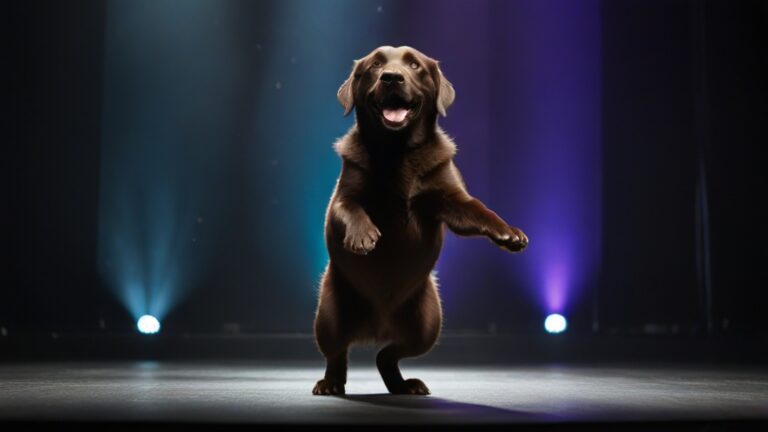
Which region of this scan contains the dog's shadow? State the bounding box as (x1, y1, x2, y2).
(337, 394, 544, 422)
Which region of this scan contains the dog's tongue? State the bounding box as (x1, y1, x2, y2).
(383, 108, 409, 123)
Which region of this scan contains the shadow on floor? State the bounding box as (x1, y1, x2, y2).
(339, 394, 550, 422)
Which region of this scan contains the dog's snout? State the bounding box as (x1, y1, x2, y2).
(380, 71, 405, 85)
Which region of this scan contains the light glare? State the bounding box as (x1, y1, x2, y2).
(544, 314, 567, 334)
(137, 315, 161, 334)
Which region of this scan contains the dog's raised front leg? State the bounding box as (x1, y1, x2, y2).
(442, 194, 528, 252)
(427, 160, 528, 252)
(331, 160, 381, 255)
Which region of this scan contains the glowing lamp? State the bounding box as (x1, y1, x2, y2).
(544, 314, 567, 334)
(137, 315, 161, 334)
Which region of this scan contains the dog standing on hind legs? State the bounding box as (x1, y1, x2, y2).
(313, 46, 528, 396)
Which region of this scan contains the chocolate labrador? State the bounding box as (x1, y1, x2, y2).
(313, 46, 528, 395)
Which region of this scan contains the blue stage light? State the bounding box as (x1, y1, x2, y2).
(137, 315, 161, 335)
(544, 314, 567, 334)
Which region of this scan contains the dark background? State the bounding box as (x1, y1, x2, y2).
(3, 0, 767, 350)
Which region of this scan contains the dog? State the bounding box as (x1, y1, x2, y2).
(313, 46, 528, 396)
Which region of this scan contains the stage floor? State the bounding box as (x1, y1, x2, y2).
(1, 361, 767, 427)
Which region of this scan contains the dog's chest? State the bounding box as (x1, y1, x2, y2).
(365, 161, 428, 222)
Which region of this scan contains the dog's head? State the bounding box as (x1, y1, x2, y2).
(337, 46, 455, 132)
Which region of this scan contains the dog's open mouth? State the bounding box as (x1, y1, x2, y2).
(383, 107, 409, 124)
(378, 95, 417, 129)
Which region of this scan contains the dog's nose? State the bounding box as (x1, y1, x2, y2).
(380, 71, 405, 85)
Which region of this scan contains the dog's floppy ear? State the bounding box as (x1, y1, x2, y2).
(431, 61, 455, 117)
(337, 60, 360, 117)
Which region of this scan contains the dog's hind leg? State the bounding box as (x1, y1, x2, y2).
(376, 277, 442, 395)
(313, 349, 348, 396)
(313, 267, 352, 395)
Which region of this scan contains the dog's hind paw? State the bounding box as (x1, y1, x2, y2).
(388, 378, 430, 395)
(312, 379, 346, 395)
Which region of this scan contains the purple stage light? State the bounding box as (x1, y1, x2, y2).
(490, 0, 603, 321)
(400, 0, 602, 328)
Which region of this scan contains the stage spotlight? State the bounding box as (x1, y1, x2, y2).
(137, 315, 161, 335)
(544, 314, 567, 334)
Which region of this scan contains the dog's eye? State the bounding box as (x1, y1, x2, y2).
(372, 61, 382, 68)
(409, 62, 420, 70)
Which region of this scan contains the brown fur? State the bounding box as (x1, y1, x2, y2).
(313, 46, 528, 396)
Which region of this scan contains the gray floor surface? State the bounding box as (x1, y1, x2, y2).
(1, 361, 767, 424)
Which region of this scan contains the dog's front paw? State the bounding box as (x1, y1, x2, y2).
(312, 379, 345, 395)
(491, 225, 529, 253)
(343, 223, 381, 255)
